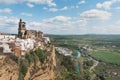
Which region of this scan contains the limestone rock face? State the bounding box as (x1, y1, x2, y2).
(24, 46, 56, 80)
(0, 57, 19, 80)
(0, 46, 56, 80)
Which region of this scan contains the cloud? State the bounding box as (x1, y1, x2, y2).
(47, 8, 58, 12)
(0, 16, 19, 25)
(43, 16, 71, 22)
(96, 0, 120, 10)
(116, 20, 120, 25)
(3, 15, 120, 35)
(115, 7, 120, 9)
(78, 0, 85, 4)
(27, 16, 87, 34)
(0, 15, 79, 34)
(29, 21, 43, 27)
(80, 9, 111, 21)
(0, 8, 12, 14)
(2, 15, 119, 35)
(89, 25, 120, 34)
(43, 7, 48, 10)
(51, 16, 71, 22)
(27, 0, 56, 7)
(71, 5, 79, 9)
(0, 16, 19, 33)
(43, 6, 68, 12)
(21, 12, 32, 17)
(0, 0, 56, 7)
(0, 0, 17, 4)
(76, 19, 87, 26)
(26, 3, 34, 8)
(60, 6, 68, 11)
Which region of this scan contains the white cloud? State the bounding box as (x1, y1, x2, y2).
(115, 7, 120, 9)
(43, 7, 48, 10)
(2, 15, 120, 34)
(60, 6, 68, 11)
(0, 16, 19, 25)
(21, 12, 32, 17)
(76, 19, 87, 26)
(0, 0, 17, 4)
(71, 6, 79, 9)
(0, 16, 19, 33)
(0, 8, 12, 14)
(27, 0, 56, 6)
(27, 16, 87, 34)
(44, 6, 68, 12)
(26, 3, 34, 8)
(40, 16, 72, 28)
(43, 16, 71, 22)
(24, 18, 120, 34)
(51, 16, 71, 22)
(0, 0, 56, 7)
(0, 15, 81, 34)
(80, 9, 111, 21)
(96, 1, 112, 10)
(75, 6, 79, 9)
(2, 15, 120, 35)
(96, 0, 120, 10)
(29, 21, 43, 27)
(90, 25, 120, 34)
(78, 0, 85, 4)
(116, 20, 120, 25)
(47, 8, 58, 12)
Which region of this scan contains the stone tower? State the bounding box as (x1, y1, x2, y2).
(18, 19, 26, 39)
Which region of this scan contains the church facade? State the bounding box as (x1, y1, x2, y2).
(18, 19, 43, 39)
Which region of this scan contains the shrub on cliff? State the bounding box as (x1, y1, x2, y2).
(9, 54, 18, 63)
(35, 48, 47, 63)
(20, 60, 28, 77)
(25, 51, 36, 64)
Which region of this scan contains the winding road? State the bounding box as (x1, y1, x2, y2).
(90, 59, 99, 71)
(89, 57, 99, 80)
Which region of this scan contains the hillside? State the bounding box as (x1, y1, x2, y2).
(0, 45, 56, 80)
(0, 57, 19, 80)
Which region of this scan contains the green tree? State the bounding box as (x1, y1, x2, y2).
(35, 48, 47, 63)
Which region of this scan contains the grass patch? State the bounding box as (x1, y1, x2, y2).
(90, 50, 120, 65)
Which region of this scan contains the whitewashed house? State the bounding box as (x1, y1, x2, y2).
(15, 38, 35, 56)
(43, 37, 50, 44)
(0, 43, 12, 53)
(0, 35, 15, 39)
(0, 35, 15, 43)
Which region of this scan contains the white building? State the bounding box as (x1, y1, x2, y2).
(15, 38, 35, 55)
(0, 35, 15, 39)
(0, 43, 12, 53)
(55, 47, 72, 56)
(0, 35, 16, 43)
(43, 37, 50, 44)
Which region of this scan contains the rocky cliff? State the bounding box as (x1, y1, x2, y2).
(24, 45, 56, 80)
(0, 45, 56, 80)
(0, 57, 19, 80)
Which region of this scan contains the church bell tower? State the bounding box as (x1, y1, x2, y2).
(18, 19, 26, 39)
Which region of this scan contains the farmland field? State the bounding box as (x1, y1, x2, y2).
(50, 35, 120, 79)
(90, 50, 120, 65)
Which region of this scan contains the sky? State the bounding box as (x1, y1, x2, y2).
(0, 0, 120, 35)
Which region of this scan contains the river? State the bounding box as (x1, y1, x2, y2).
(74, 51, 81, 74)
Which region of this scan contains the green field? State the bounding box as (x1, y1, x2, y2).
(50, 35, 120, 79)
(90, 50, 120, 65)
